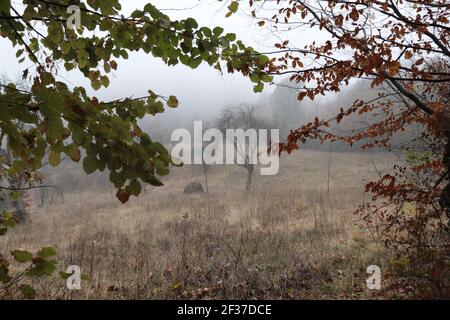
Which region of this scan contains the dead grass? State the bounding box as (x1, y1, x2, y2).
(1, 150, 400, 299)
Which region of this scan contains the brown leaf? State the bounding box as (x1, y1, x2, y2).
(349, 8, 359, 21)
(404, 51, 412, 60)
(415, 58, 424, 66)
(116, 189, 131, 204)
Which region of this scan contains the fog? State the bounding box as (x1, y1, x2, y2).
(0, 1, 396, 149)
(0, 0, 331, 125)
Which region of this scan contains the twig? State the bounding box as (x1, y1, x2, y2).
(0, 185, 57, 191)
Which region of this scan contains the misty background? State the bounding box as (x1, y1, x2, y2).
(0, 0, 339, 141)
(0, 0, 416, 196)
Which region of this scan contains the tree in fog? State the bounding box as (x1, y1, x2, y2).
(216, 104, 273, 192)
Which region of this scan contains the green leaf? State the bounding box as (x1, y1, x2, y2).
(101, 76, 110, 88)
(50, 29, 62, 44)
(91, 80, 102, 91)
(0, 265, 12, 283)
(61, 42, 71, 54)
(19, 284, 36, 299)
(26, 260, 57, 277)
(228, 1, 239, 13)
(49, 150, 61, 167)
(110, 171, 126, 188)
(75, 39, 86, 49)
(253, 82, 264, 93)
(144, 3, 160, 19)
(148, 175, 164, 187)
(185, 17, 198, 29)
(213, 27, 224, 37)
(189, 57, 202, 69)
(0, 227, 7, 236)
(83, 157, 98, 174)
(67, 146, 81, 162)
(167, 96, 179, 108)
(120, 50, 129, 59)
(225, 33, 236, 41)
(16, 49, 24, 58)
(261, 74, 273, 83)
(250, 73, 260, 83)
(126, 180, 142, 196)
(78, 59, 88, 69)
(151, 142, 169, 156)
(37, 247, 56, 259)
(11, 250, 33, 263)
(155, 160, 169, 175)
(0, 0, 10, 14)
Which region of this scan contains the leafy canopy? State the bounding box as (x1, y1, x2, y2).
(0, 0, 274, 203)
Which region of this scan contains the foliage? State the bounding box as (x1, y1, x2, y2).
(243, 0, 450, 297)
(0, 0, 273, 203)
(0, 0, 273, 299)
(0, 211, 58, 299)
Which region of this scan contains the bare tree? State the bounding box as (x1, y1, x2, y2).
(216, 104, 273, 193)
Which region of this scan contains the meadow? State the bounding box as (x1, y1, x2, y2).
(1, 149, 401, 299)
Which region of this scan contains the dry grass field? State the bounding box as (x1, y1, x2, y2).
(1, 149, 401, 299)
